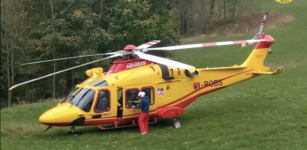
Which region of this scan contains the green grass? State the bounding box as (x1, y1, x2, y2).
(2, 1, 307, 150)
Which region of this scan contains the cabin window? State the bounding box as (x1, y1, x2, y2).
(69, 88, 95, 112)
(141, 87, 155, 104)
(126, 89, 140, 108)
(90, 80, 108, 87)
(95, 90, 110, 112)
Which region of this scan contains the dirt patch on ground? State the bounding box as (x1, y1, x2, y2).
(184, 12, 295, 40)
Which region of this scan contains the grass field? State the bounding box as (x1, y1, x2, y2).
(1, 1, 307, 150)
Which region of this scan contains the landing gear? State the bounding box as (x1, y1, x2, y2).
(268, 48, 273, 54)
(172, 118, 181, 128)
(68, 126, 78, 135)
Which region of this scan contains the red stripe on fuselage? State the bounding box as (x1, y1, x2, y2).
(157, 69, 254, 109)
(41, 122, 71, 126)
(43, 69, 255, 127)
(174, 86, 227, 108)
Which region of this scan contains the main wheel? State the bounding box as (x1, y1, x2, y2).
(172, 119, 181, 128)
(68, 131, 78, 136)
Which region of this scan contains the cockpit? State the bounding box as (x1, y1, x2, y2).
(62, 80, 110, 112)
(69, 88, 95, 112)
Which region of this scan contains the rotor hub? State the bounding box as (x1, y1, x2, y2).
(123, 44, 136, 51)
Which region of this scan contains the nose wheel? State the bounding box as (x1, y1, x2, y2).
(68, 126, 78, 135)
(172, 118, 181, 128)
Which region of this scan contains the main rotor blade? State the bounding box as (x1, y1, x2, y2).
(9, 54, 121, 91)
(21, 53, 114, 66)
(135, 40, 161, 50)
(134, 51, 195, 73)
(145, 39, 269, 51)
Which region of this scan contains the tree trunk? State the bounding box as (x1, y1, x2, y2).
(218, 0, 221, 18)
(43, 0, 46, 18)
(48, 0, 56, 99)
(98, 0, 104, 27)
(6, 39, 12, 107)
(231, 0, 238, 21)
(209, 0, 215, 29)
(10, 34, 15, 106)
(223, 0, 227, 20)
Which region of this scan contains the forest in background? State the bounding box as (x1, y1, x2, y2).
(1, 0, 259, 108)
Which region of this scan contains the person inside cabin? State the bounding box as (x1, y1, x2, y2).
(132, 91, 150, 134)
(96, 91, 108, 111)
(117, 95, 123, 118)
(127, 92, 139, 107)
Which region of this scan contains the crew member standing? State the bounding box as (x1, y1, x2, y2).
(133, 91, 150, 134)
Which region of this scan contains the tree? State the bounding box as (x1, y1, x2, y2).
(1, 0, 180, 106)
(1, 0, 28, 107)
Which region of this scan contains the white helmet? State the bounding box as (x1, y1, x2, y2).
(138, 91, 145, 97)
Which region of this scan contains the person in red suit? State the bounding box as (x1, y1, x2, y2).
(132, 91, 150, 134)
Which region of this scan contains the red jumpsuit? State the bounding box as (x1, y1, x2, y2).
(134, 96, 150, 133)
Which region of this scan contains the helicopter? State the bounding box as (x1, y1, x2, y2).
(9, 13, 283, 134)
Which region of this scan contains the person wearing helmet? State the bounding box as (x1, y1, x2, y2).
(132, 91, 150, 134)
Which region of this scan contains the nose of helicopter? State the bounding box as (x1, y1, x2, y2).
(39, 103, 82, 126)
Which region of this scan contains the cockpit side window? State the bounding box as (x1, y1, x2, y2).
(126, 89, 140, 108)
(94, 90, 110, 112)
(69, 88, 95, 112)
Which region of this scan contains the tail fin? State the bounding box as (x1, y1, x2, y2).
(241, 34, 282, 75)
(241, 12, 274, 69)
(241, 34, 274, 68)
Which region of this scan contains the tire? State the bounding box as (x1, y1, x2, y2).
(172, 119, 181, 128)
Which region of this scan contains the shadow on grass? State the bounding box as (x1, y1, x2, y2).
(31, 92, 278, 138)
(35, 118, 174, 137)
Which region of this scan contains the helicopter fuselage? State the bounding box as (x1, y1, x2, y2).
(39, 35, 283, 130)
(38, 54, 274, 127)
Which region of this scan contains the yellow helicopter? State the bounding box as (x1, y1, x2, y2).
(9, 13, 283, 134)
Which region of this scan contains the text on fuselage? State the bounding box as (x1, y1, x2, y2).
(204, 80, 223, 87)
(126, 61, 146, 69)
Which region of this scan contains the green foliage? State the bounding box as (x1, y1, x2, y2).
(1, 0, 180, 105)
(108, 0, 179, 47)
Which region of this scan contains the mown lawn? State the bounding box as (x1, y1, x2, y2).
(1, 1, 307, 150)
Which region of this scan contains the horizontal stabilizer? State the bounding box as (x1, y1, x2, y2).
(253, 67, 283, 75)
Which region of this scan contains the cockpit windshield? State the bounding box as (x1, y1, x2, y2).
(69, 88, 96, 112)
(61, 87, 79, 103)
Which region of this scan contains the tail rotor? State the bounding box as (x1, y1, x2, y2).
(241, 12, 269, 48)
